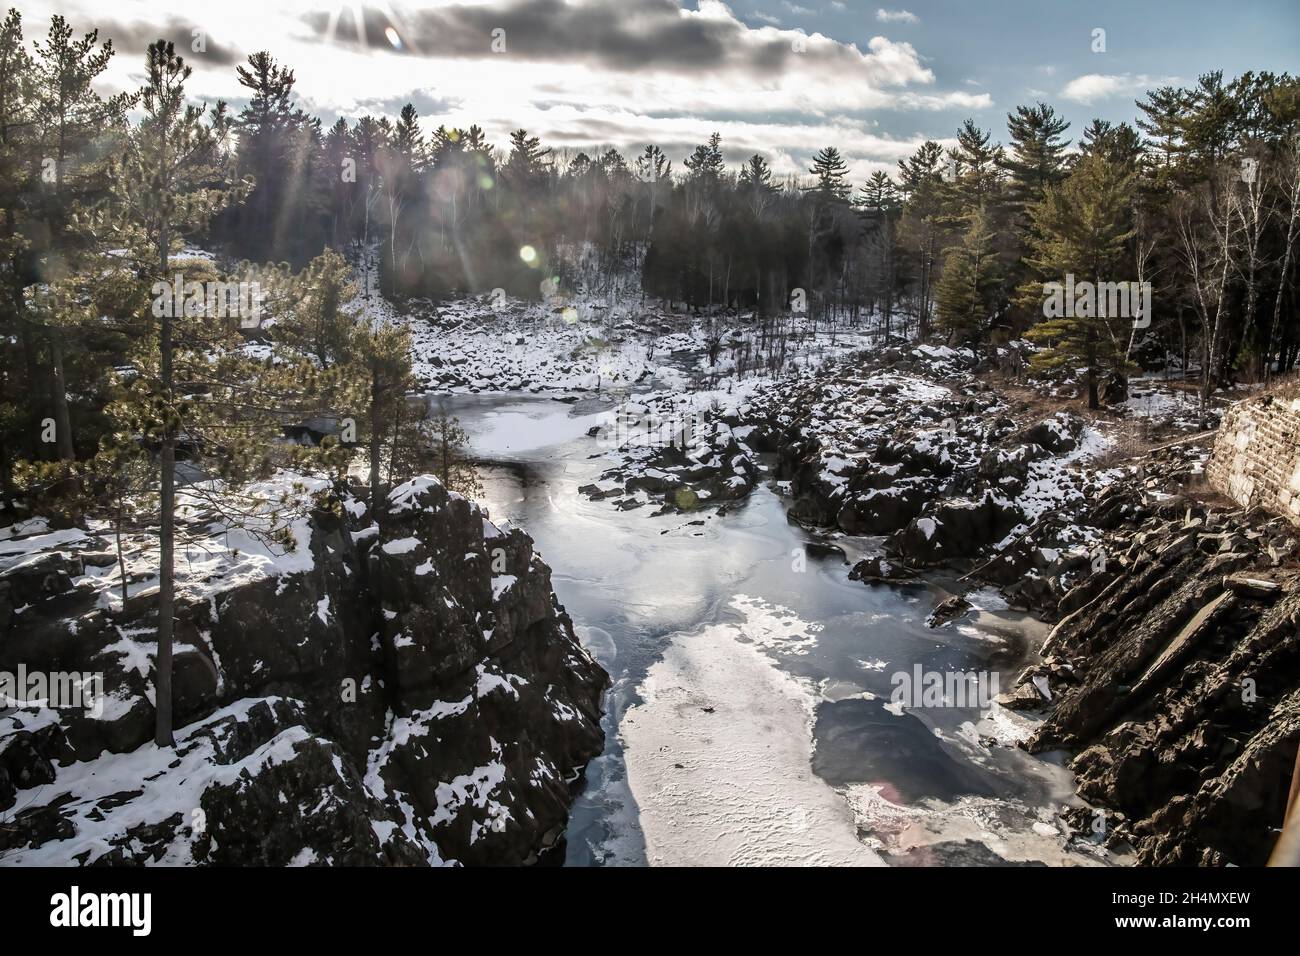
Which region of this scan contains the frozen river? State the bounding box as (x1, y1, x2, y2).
(444, 392, 1096, 867)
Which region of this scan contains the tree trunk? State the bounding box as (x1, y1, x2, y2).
(156, 170, 176, 747)
(369, 370, 384, 521)
(115, 501, 129, 607)
(0, 434, 14, 512)
(1087, 331, 1100, 410)
(155, 311, 176, 748)
(48, 333, 75, 460)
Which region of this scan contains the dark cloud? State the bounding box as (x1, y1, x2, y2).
(91, 16, 240, 67)
(300, 0, 918, 84)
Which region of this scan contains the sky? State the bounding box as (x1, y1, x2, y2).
(14, 0, 1300, 181)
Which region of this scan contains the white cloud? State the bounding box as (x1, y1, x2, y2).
(876, 8, 920, 24)
(20, 0, 982, 181)
(1060, 73, 1173, 105)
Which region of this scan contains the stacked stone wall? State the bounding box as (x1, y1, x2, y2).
(1207, 394, 1300, 523)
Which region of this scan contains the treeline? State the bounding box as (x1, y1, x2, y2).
(340, 70, 1300, 412)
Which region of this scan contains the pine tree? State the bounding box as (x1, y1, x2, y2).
(505, 128, 552, 189)
(1078, 119, 1142, 168)
(230, 51, 314, 261)
(352, 321, 413, 520)
(936, 209, 1003, 345)
(27, 15, 132, 462)
(739, 154, 777, 218)
(858, 171, 901, 335)
(1136, 85, 1190, 172)
(807, 146, 852, 202)
(944, 119, 1004, 223)
(634, 144, 672, 248)
(896, 141, 947, 337)
(95, 40, 252, 746)
(1021, 153, 1136, 408)
(0, 7, 34, 486)
(1001, 103, 1070, 218)
(393, 103, 426, 162)
(276, 248, 359, 367)
(427, 404, 482, 499)
(684, 132, 724, 185)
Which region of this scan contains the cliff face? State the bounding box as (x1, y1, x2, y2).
(0, 476, 607, 866)
(1024, 466, 1300, 865)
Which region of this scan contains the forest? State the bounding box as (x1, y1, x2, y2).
(0, 8, 1298, 747)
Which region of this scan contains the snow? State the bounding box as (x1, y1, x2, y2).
(380, 536, 421, 556)
(0, 698, 316, 866)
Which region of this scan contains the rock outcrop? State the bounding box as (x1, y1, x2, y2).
(738, 346, 1104, 611)
(1024, 466, 1300, 865)
(0, 475, 607, 866)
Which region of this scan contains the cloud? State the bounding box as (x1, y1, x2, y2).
(875, 8, 919, 24)
(15, 0, 983, 186)
(76, 14, 240, 66)
(1059, 72, 1172, 105)
(301, 0, 933, 89)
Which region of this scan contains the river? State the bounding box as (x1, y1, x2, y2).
(444, 391, 1097, 867)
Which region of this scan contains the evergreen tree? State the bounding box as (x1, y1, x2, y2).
(354, 321, 413, 519)
(739, 153, 777, 218)
(229, 51, 314, 261)
(504, 128, 552, 190)
(1077, 119, 1142, 168)
(936, 209, 1003, 345)
(1136, 85, 1190, 172)
(684, 132, 725, 187)
(1021, 153, 1136, 408)
(427, 404, 482, 499)
(945, 119, 1004, 221)
(807, 146, 852, 202)
(27, 15, 131, 461)
(0, 7, 34, 488)
(96, 40, 253, 746)
(896, 140, 947, 337)
(1001, 103, 1070, 218)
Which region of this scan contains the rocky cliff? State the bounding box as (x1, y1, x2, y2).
(1022, 450, 1299, 865)
(0, 475, 607, 866)
(738, 347, 1300, 865)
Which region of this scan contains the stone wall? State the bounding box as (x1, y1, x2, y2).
(1207, 393, 1300, 523)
